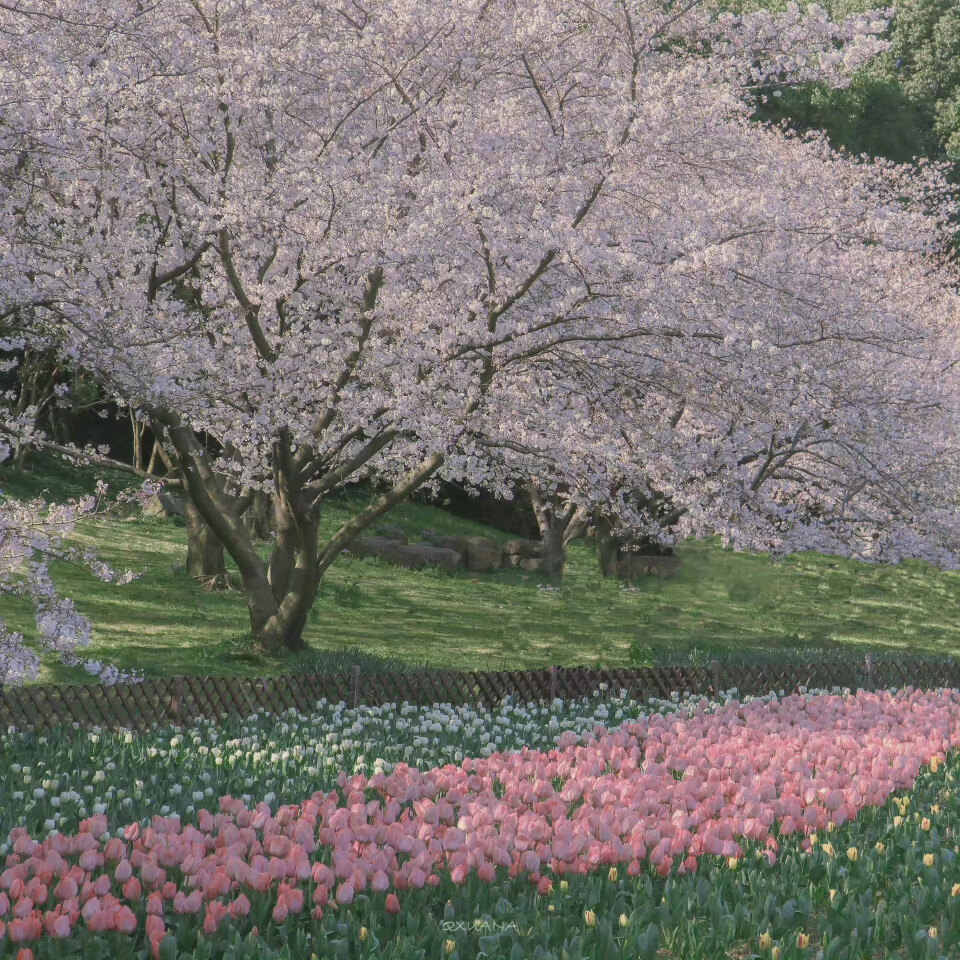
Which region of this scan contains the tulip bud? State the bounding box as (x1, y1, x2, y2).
(829, 889, 836, 902)
(796, 933, 810, 949)
(875, 842, 884, 854)
(923, 853, 935, 867)
(893, 816, 903, 828)
(727, 857, 738, 869)
(846, 847, 857, 863)
(607, 867, 617, 882)
(771, 948, 781, 960)
(922, 818, 931, 832)
(929, 927, 938, 940)
(560, 881, 568, 893)
(952, 883, 960, 897)
(444, 939, 455, 955)
(359, 927, 368, 942)
(931, 756, 939, 773)
(758, 931, 772, 950)
(584, 910, 596, 928)
(619, 914, 629, 927)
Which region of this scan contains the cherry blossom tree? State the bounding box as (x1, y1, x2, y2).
(3, 0, 958, 652)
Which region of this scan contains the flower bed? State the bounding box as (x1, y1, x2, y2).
(2, 688, 960, 959)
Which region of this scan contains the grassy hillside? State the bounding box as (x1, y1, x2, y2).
(2, 459, 959, 682)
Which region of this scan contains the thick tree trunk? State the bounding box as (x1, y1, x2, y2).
(595, 512, 621, 578)
(527, 482, 587, 580)
(539, 529, 567, 579)
(154, 410, 445, 653)
(184, 500, 230, 590)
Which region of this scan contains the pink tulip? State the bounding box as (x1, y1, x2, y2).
(227, 894, 251, 919)
(115, 907, 138, 934)
(8, 916, 41, 943)
(121, 877, 141, 901)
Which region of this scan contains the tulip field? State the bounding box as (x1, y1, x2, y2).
(2, 687, 960, 960)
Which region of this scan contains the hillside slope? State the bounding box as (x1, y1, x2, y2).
(1, 461, 958, 682)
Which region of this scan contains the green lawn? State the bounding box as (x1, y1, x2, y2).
(2, 458, 959, 682)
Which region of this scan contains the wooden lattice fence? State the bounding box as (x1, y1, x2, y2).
(1, 657, 957, 734)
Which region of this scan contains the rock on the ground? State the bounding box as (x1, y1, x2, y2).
(440, 535, 501, 572)
(344, 536, 405, 559)
(142, 491, 185, 518)
(345, 537, 463, 573)
(372, 524, 408, 544)
(383, 543, 464, 573)
(505, 538, 543, 559)
(503, 538, 542, 567)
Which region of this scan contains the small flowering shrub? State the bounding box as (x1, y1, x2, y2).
(1, 688, 960, 959)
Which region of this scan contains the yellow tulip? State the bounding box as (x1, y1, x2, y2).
(846, 847, 858, 863)
(951, 882, 960, 897)
(560, 880, 568, 893)
(929, 927, 938, 940)
(619, 914, 629, 927)
(922, 818, 931, 832)
(728, 856, 739, 869)
(826, 821, 835, 833)
(548, 904, 555, 913)
(796, 933, 810, 949)
(771, 948, 781, 960)
(893, 815, 903, 828)
(829, 889, 836, 903)
(758, 931, 772, 950)
(821, 843, 834, 857)
(931, 756, 940, 773)
(359, 927, 369, 942)
(924, 853, 935, 867)
(445, 940, 456, 956)
(875, 842, 885, 853)
(809, 832, 818, 846)
(584, 910, 596, 928)
(932, 805, 940, 814)
(608, 867, 618, 882)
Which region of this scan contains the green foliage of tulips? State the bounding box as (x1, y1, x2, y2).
(4, 690, 960, 958)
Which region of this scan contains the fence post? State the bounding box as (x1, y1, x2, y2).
(549, 666, 558, 702)
(865, 654, 873, 692)
(351, 664, 360, 709)
(711, 659, 721, 696)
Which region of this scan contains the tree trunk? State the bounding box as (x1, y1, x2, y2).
(539, 528, 567, 579)
(185, 500, 230, 590)
(595, 512, 622, 578)
(156, 412, 445, 652)
(146, 439, 160, 475)
(243, 490, 274, 540)
(527, 482, 588, 580)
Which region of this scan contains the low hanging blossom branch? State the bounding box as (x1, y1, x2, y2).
(0, 432, 154, 686)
